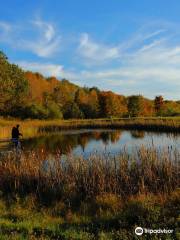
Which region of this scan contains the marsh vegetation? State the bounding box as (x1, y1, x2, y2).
(0, 149, 179, 239)
(0, 124, 179, 239)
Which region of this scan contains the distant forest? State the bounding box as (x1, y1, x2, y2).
(0, 51, 180, 119)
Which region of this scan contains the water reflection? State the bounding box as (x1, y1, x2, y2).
(22, 130, 122, 154)
(130, 130, 145, 139)
(0, 129, 179, 158)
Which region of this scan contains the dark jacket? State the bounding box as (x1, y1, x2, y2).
(12, 127, 22, 139)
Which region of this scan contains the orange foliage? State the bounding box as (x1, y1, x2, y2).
(99, 91, 127, 117)
(25, 72, 59, 103)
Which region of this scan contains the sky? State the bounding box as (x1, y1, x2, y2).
(0, 0, 180, 100)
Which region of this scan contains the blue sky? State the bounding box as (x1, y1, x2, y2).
(0, 0, 180, 100)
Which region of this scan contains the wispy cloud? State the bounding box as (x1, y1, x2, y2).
(0, 21, 12, 41)
(17, 23, 180, 100)
(74, 25, 180, 99)
(77, 28, 168, 66)
(32, 19, 55, 42)
(2, 18, 180, 100)
(78, 33, 120, 64)
(0, 18, 61, 58)
(20, 19, 61, 57)
(18, 61, 64, 77)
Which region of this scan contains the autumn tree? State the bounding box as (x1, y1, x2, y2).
(142, 98, 155, 117)
(159, 100, 180, 116)
(75, 88, 100, 118)
(99, 91, 127, 117)
(0, 51, 29, 115)
(154, 96, 164, 116)
(127, 95, 144, 117)
(1, 51, 179, 119)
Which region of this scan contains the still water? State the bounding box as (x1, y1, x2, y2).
(0, 129, 179, 157)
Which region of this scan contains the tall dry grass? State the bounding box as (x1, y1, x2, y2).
(0, 146, 179, 204)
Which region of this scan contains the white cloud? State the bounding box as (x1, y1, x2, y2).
(73, 27, 180, 99)
(78, 33, 120, 63)
(77, 28, 167, 66)
(2, 19, 180, 100)
(17, 61, 81, 83)
(0, 21, 12, 41)
(0, 18, 61, 58)
(20, 19, 61, 57)
(138, 39, 166, 52)
(17, 28, 180, 100)
(22, 19, 61, 57)
(119, 26, 167, 54)
(0, 22, 11, 33)
(32, 20, 55, 41)
(18, 61, 64, 77)
(141, 29, 166, 41)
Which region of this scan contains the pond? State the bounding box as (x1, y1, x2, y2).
(0, 129, 179, 158)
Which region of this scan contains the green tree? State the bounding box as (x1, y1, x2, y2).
(0, 51, 29, 115)
(46, 102, 63, 119)
(127, 95, 144, 117)
(23, 104, 49, 119)
(63, 102, 84, 119)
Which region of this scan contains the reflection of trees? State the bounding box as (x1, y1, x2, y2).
(77, 131, 123, 151)
(110, 131, 122, 143)
(22, 134, 79, 154)
(100, 132, 110, 144)
(92, 132, 102, 140)
(131, 131, 145, 139)
(78, 133, 90, 151)
(22, 130, 123, 155)
(99, 131, 122, 144)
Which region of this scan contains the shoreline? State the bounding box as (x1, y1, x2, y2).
(0, 117, 180, 139)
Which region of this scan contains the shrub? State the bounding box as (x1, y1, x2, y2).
(24, 104, 49, 119)
(63, 102, 84, 119)
(95, 194, 122, 213)
(46, 102, 63, 119)
(123, 198, 161, 226)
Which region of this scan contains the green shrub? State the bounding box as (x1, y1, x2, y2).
(63, 102, 84, 119)
(23, 104, 49, 119)
(46, 102, 63, 119)
(95, 194, 122, 213)
(123, 198, 161, 226)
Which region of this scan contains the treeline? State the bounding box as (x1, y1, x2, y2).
(0, 51, 180, 119)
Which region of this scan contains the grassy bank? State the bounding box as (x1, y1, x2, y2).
(0, 117, 180, 139)
(0, 190, 179, 239)
(0, 147, 179, 239)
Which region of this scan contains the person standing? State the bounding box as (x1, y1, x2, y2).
(11, 124, 22, 149)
